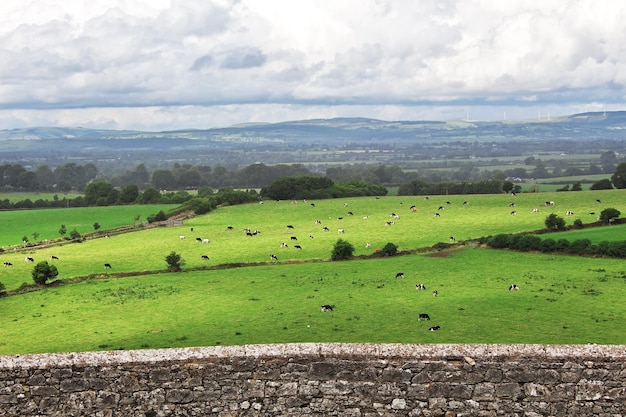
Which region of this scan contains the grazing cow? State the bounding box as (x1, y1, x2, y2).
(290, 236, 298, 241)
(545, 201, 555, 206)
(321, 304, 334, 312)
(270, 254, 278, 261)
(395, 272, 405, 279)
(418, 313, 430, 321)
(588, 212, 595, 216)
(432, 290, 438, 297)
(385, 221, 395, 226)
(347, 211, 353, 216)
(280, 242, 288, 248)
(287, 225, 295, 229)
(509, 202, 516, 207)
(429, 325, 441, 331)
(227, 226, 234, 231)
(530, 208, 539, 213)
(338, 228, 345, 234)
(363, 215, 369, 219)
(596, 199, 601, 203)
(25, 256, 34, 262)
(202, 238, 210, 244)
(50, 255, 59, 260)
(179, 235, 186, 240)
(365, 242, 372, 248)
(315, 220, 322, 224)
(415, 283, 426, 290)
(196, 237, 202, 242)
(511, 192, 517, 196)
(310, 203, 316, 207)
(294, 245, 302, 250)
(322, 226, 330, 231)
(566, 210, 574, 216)
(246, 232, 254, 237)
(433, 212, 440, 217)
(509, 284, 520, 291)
(463, 201, 469, 205)
(510, 210, 517, 215)
(201, 255, 209, 260)
(424, 196, 430, 200)
(438, 206, 445, 211)
(104, 263, 112, 269)
(449, 236, 455, 242)
(337, 217, 343, 220)
(3, 262, 12, 267)
(446, 201, 451, 205)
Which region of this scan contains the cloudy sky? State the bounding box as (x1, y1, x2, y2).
(1, 0, 625, 131)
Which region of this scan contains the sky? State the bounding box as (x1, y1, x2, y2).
(1, 0, 625, 131)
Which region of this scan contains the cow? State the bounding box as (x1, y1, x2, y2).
(287, 225, 295, 229)
(179, 235, 186, 240)
(322, 226, 330, 231)
(337, 217, 343, 220)
(270, 254, 278, 261)
(509, 284, 520, 291)
(201, 255, 210, 260)
(530, 208, 539, 213)
(196, 237, 202, 242)
(385, 221, 395, 226)
(315, 220, 322, 224)
(338, 228, 345, 234)
(446, 201, 451, 205)
(509, 202, 516, 207)
(395, 272, 405, 279)
(280, 242, 289, 248)
(365, 242, 372, 248)
(3, 262, 12, 267)
(438, 206, 445, 211)
(347, 211, 353, 216)
(566, 210, 574, 216)
(449, 236, 455, 242)
(424, 196, 430, 200)
(433, 212, 440, 217)
(321, 304, 334, 312)
(310, 203, 316, 207)
(510, 210, 517, 215)
(463, 201, 469, 205)
(294, 245, 302, 250)
(418, 313, 430, 321)
(432, 290, 438, 297)
(309, 235, 314, 239)
(227, 226, 234, 231)
(50, 255, 59, 260)
(596, 199, 601, 203)
(104, 263, 112, 269)
(25, 256, 34, 262)
(545, 201, 555, 206)
(290, 236, 298, 241)
(429, 325, 441, 331)
(202, 238, 210, 244)
(415, 283, 426, 290)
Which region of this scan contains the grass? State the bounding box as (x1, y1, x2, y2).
(0, 248, 624, 354)
(0, 189, 625, 354)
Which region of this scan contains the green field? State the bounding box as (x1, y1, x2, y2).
(0, 190, 625, 354)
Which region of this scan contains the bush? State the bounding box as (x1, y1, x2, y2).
(32, 261, 59, 285)
(488, 234, 510, 249)
(606, 241, 626, 258)
(380, 242, 398, 256)
(517, 235, 542, 252)
(599, 208, 621, 224)
(540, 238, 557, 252)
(165, 251, 185, 272)
(568, 239, 592, 255)
(331, 239, 355, 260)
(0, 281, 5, 294)
(545, 213, 566, 231)
(555, 239, 570, 252)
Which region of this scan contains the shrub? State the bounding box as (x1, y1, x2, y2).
(568, 239, 592, 255)
(606, 241, 626, 258)
(545, 213, 566, 231)
(517, 235, 542, 252)
(32, 261, 59, 285)
(555, 239, 570, 252)
(488, 234, 510, 249)
(331, 239, 355, 260)
(165, 251, 185, 272)
(380, 242, 398, 256)
(599, 208, 621, 224)
(572, 219, 583, 228)
(0, 281, 5, 294)
(540, 238, 557, 252)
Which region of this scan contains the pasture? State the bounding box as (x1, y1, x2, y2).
(0, 189, 625, 353)
(0, 248, 624, 354)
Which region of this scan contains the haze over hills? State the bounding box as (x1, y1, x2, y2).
(1, 111, 625, 171)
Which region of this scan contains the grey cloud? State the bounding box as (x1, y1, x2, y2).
(220, 48, 267, 69)
(190, 55, 214, 71)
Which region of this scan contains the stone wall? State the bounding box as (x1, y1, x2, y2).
(0, 343, 624, 416)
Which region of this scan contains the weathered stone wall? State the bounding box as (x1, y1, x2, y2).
(0, 343, 624, 416)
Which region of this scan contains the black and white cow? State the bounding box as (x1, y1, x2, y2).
(566, 210, 574, 216)
(432, 290, 438, 297)
(418, 313, 430, 321)
(290, 236, 298, 241)
(104, 263, 112, 269)
(287, 225, 295, 229)
(321, 304, 334, 312)
(201, 255, 210, 260)
(509, 284, 519, 291)
(270, 254, 278, 261)
(338, 228, 345, 234)
(415, 283, 426, 290)
(3, 262, 12, 267)
(50, 255, 59, 260)
(25, 256, 34, 262)
(429, 325, 441, 331)
(395, 272, 405, 279)
(294, 245, 302, 250)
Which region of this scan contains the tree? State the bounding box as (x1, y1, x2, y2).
(93, 222, 101, 231)
(331, 239, 355, 260)
(69, 228, 81, 240)
(59, 224, 67, 237)
(380, 242, 398, 256)
(544, 214, 566, 231)
(599, 208, 621, 224)
(590, 179, 613, 190)
(118, 184, 139, 204)
(611, 162, 626, 189)
(22, 235, 29, 244)
(165, 251, 185, 272)
(84, 181, 115, 205)
(32, 261, 59, 285)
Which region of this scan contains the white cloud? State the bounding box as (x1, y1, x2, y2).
(0, 0, 624, 130)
